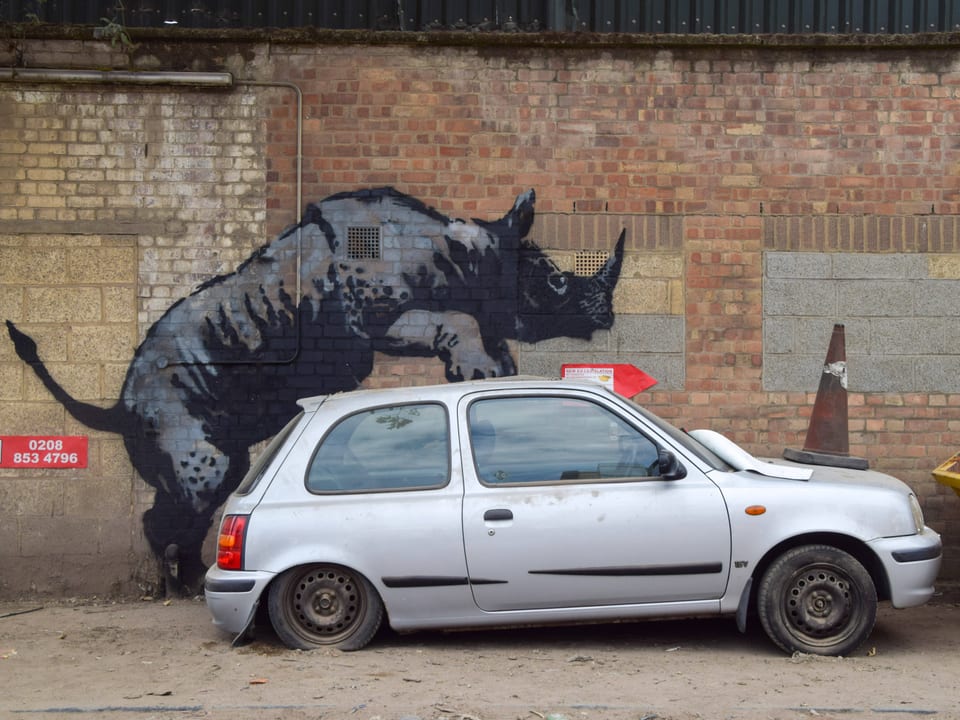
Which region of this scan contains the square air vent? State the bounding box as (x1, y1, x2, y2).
(347, 225, 382, 260)
(575, 250, 610, 277)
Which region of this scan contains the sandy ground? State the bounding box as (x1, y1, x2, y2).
(2, 587, 960, 720)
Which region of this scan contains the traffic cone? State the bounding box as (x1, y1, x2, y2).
(783, 324, 869, 470)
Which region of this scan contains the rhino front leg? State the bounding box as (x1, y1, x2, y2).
(382, 309, 516, 381)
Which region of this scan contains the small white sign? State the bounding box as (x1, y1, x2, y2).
(561, 366, 615, 390)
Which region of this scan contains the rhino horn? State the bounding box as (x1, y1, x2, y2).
(595, 230, 625, 289)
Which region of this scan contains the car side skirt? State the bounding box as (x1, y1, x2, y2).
(385, 598, 724, 632)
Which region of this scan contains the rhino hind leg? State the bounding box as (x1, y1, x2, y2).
(138, 435, 248, 595)
(143, 492, 215, 595)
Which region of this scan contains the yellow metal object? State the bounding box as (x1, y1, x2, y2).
(932, 454, 960, 497)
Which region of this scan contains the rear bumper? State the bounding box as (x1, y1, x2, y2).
(203, 566, 275, 635)
(868, 526, 942, 608)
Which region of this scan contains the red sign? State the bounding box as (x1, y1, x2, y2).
(0, 436, 88, 468)
(561, 363, 658, 397)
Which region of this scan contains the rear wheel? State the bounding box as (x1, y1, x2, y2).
(757, 544, 877, 656)
(268, 564, 383, 651)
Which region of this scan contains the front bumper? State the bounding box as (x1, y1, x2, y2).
(868, 526, 942, 608)
(203, 566, 276, 635)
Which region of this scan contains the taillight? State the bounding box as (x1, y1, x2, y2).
(217, 514, 248, 570)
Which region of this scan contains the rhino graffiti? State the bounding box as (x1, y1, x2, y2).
(6, 187, 624, 590)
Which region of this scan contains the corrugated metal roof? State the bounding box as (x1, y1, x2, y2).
(4, 0, 960, 34)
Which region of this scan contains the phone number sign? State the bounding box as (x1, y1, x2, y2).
(0, 436, 88, 468)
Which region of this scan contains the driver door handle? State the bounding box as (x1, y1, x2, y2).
(484, 509, 513, 521)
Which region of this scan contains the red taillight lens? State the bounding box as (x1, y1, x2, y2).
(217, 514, 248, 570)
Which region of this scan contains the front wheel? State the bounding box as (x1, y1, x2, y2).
(757, 544, 877, 656)
(268, 564, 383, 651)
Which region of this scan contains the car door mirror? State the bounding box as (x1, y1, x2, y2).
(658, 449, 687, 480)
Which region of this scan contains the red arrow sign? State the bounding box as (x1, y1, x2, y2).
(561, 363, 658, 397)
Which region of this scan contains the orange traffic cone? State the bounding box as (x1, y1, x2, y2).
(783, 324, 869, 470)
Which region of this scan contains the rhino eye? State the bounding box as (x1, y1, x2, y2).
(548, 274, 569, 295)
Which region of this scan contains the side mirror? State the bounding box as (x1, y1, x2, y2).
(658, 449, 687, 480)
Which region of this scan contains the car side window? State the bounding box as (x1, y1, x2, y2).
(306, 403, 449, 493)
(468, 396, 660, 485)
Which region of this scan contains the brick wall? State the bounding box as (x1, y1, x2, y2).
(1, 33, 959, 595)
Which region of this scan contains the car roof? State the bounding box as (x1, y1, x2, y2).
(295, 375, 611, 412)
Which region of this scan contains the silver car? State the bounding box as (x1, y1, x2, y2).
(204, 377, 941, 656)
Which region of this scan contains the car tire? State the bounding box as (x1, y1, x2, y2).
(268, 564, 383, 651)
(757, 544, 877, 657)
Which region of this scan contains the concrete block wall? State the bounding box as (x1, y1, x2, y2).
(2, 33, 960, 594)
(765, 251, 960, 393)
(0, 232, 142, 595)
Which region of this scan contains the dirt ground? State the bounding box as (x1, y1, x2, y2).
(2, 586, 960, 720)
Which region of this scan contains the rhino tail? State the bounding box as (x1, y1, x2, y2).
(5, 320, 127, 433)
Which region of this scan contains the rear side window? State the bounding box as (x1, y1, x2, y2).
(306, 403, 449, 493)
(236, 411, 305, 496)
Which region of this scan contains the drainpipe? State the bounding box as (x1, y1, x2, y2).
(240, 79, 303, 221)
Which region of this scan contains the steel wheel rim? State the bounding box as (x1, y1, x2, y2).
(782, 562, 862, 648)
(284, 566, 367, 645)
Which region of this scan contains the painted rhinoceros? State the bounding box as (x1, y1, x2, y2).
(7, 187, 624, 590)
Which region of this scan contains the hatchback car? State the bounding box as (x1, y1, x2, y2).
(204, 377, 941, 656)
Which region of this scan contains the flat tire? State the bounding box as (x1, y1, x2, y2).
(757, 544, 877, 656)
(268, 563, 383, 651)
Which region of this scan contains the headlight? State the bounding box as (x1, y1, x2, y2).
(908, 494, 925, 533)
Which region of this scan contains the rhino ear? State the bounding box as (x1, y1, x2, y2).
(595, 230, 625, 288)
(300, 202, 324, 226)
(475, 189, 536, 249)
(493, 188, 535, 238)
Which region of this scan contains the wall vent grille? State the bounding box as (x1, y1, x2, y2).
(575, 250, 610, 277)
(347, 225, 382, 260)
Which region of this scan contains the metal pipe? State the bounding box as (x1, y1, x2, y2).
(0, 68, 234, 87)
(241, 80, 303, 225)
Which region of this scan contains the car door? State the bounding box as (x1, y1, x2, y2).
(460, 390, 731, 612)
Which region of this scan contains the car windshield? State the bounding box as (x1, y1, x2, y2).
(620, 397, 734, 471)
